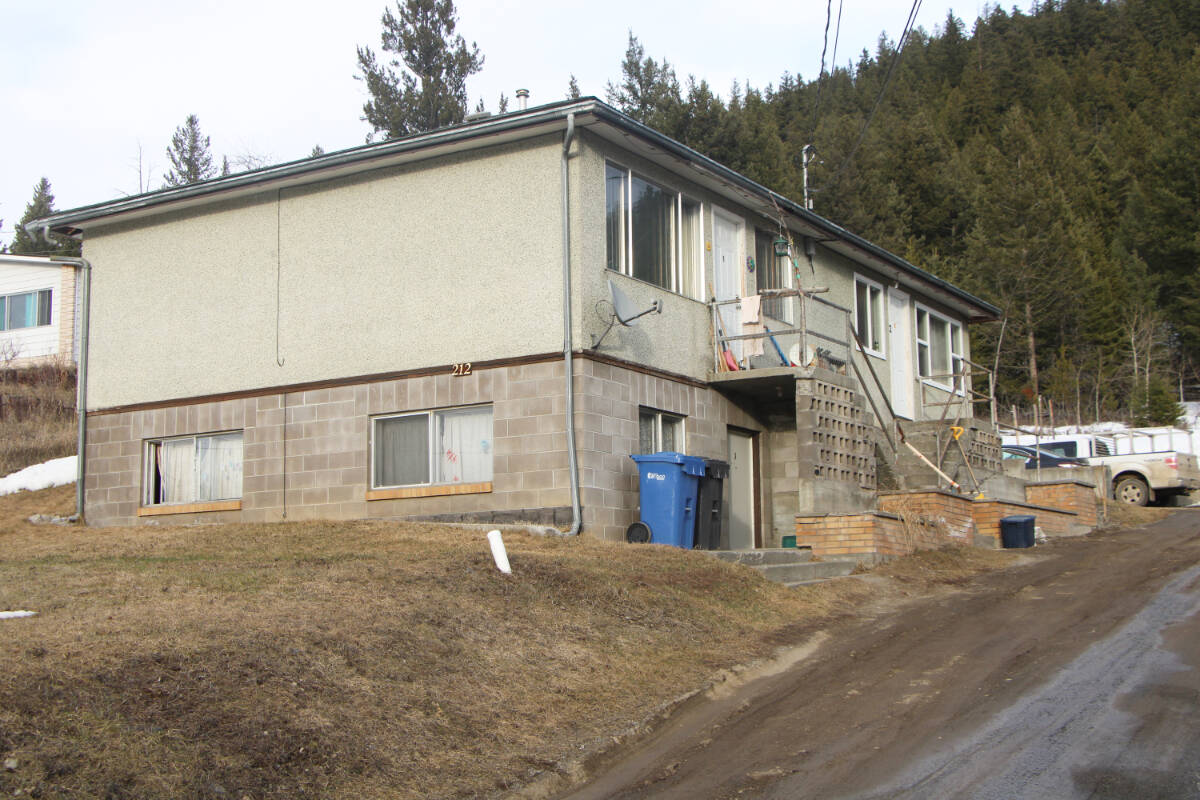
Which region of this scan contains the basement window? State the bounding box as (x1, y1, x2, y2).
(606, 162, 703, 299)
(0, 289, 52, 330)
(372, 405, 493, 489)
(639, 408, 685, 453)
(916, 305, 964, 391)
(853, 275, 884, 356)
(143, 431, 243, 506)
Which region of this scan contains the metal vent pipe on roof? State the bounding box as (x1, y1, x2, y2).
(516, 88, 529, 110)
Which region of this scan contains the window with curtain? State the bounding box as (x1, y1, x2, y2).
(605, 161, 703, 299)
(915, 305, 964, 392)
(854, 276, 884, 355)
(373, 405, 493, 488)
(755, 230, 791, 322)
(144, 431, 243, 506)
(0, 289, 51, 331)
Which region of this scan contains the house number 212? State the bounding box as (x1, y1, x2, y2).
(451, 363, 473, 377)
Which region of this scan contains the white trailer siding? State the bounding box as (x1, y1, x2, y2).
(0, 259, 68, 364)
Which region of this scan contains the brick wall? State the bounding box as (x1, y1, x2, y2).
(1024, 481, 1099, 530)
(797, 482, 1094, 560)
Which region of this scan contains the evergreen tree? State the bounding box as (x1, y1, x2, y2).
(357, 0, 483, 138)
(9, 178, 80, 256)
(567, 74, 581, 100)
(605, 33, 682, 132)
(163, 114, 218, 187)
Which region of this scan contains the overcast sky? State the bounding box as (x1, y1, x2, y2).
(0, 0, 988, 246)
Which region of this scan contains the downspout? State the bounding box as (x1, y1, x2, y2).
(43, 245, 91, 522)
(562, 113, 582, 536)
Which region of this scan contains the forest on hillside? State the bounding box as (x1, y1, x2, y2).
(605, 0, 1199, 425)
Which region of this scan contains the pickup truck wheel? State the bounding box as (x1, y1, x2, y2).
(1114, 475, 1150, 506)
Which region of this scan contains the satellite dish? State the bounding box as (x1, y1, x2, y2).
(592, 280, 663, 348)
(610, 280, 662, 326)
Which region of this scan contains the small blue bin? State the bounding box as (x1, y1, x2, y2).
(630, 452, 707, 548)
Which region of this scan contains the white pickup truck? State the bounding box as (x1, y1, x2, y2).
(1004, 430, 1200, 506)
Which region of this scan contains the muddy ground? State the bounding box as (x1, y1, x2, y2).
(551, 510, 1200, 800)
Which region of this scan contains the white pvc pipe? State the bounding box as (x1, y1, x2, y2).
(487, 530, 512, 574)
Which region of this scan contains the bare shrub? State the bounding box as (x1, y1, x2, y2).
(0, 361, 76, 477)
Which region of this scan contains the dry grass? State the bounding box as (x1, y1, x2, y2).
(0, 487, 892, 800)
(0, 363, 76, 477)
(871, 545, 1015, 589)
(1101, 501, 1171, 530)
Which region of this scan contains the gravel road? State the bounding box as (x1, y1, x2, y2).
(556, 510, 1200, 800)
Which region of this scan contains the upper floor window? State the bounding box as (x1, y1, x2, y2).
(754, 230, 792, 322)
(916, 305, 964, 391)
(606, 162, 702, 299)
(853, 275, 884, 356)
(0, 289, 51, 331)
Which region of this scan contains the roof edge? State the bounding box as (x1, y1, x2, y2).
(34, 96, 1000, 320)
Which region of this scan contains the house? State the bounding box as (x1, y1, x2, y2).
(0, 254, 79, 367)
(34, 98, 1005, 543)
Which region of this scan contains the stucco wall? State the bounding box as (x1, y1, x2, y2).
(83, 137, 565, 410)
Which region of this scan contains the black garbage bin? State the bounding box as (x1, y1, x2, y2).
(694, 459, 729, 550)
(1000, 515, 1036, 548)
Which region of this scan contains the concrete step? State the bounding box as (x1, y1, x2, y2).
(707, 548, 814, 566)
(703, 548, 856, 587)
(759, 559, 857, 585)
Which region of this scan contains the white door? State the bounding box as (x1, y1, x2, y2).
(713, 211, 743, 362)
(888, 288, 914, 419)
(727, 429, 755, 550)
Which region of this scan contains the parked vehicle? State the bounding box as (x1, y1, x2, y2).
(1001, 445, 1086, 470)
(1002, 430, 1200, 506)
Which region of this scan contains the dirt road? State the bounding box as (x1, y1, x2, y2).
(556, 511, 1200, 800)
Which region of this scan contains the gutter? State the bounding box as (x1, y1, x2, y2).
(35, 243, 91, 522)
(561, 113, 582, 536)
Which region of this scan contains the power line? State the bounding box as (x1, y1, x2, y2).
(830, 0, 845, 79)
(808, 0, 835, 141)
(827, 0, 924, 196)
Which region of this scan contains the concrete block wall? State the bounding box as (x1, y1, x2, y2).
(85, 361, 578, 527)
(84, 355, 781, 537)
(795, 368, 877, 515)
(573, 359, 766, 542)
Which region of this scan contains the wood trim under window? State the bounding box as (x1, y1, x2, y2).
(137, 500, 242, 516)
(366, 481, 492, 501)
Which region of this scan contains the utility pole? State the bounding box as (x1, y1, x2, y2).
(802, 144, 816, 211)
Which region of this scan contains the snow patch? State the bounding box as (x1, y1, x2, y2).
(0, 455, 76, 496)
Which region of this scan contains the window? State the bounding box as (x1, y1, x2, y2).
(755, 230, 792, 322)
(606, 162, 702, 298)
(0, 289, 51, 331)
(853, 276, 885, 355)
(638, 408, 684, 453)
(916, 306, 964, 391)
(144, 432, 243, 506)
(373, 405, 493, 489)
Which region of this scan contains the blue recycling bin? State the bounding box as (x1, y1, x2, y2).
(630, 452, 706, 548)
